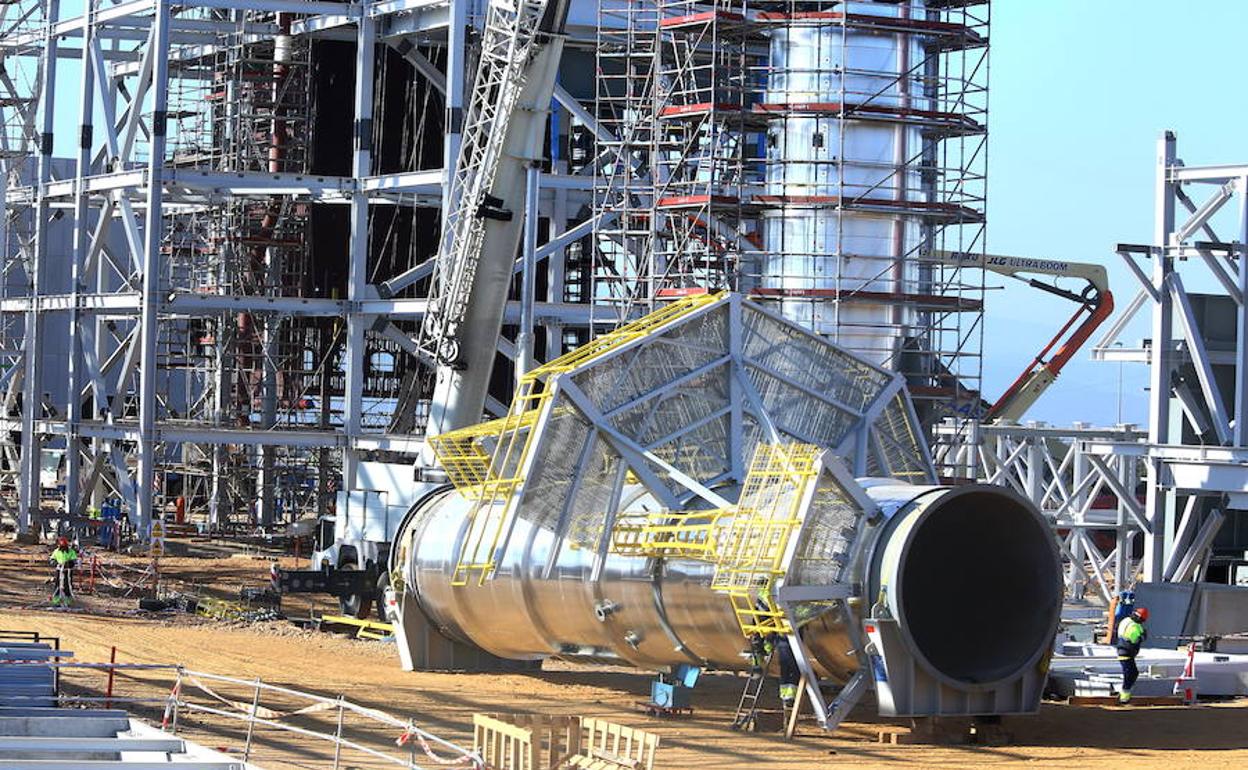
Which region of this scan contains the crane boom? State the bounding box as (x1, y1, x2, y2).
(419, 0, 571, 438)
(935, 251, 1115, 423)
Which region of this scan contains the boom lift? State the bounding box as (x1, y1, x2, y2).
(938, 251, 1115, 423)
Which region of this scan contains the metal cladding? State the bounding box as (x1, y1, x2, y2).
(760, 3, 929, 364)
(393, 293, 1060, 720)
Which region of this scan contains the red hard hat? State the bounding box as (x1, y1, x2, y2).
(1134, 607, 1149, 622)
(57, 537, 69, 548)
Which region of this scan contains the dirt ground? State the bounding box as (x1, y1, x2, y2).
(2, 539, 1247, 769)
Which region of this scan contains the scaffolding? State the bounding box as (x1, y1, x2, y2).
(594, 0, 990, 432)
(0, 1, 616, 543)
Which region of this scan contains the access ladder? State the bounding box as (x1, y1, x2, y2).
(731, 648, 789, 731)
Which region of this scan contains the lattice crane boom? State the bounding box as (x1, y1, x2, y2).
(421, 0, 572, 438)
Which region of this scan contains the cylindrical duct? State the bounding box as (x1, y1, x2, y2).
(759, 2, 931, 366)
(859, 482, 1063, 686)
(394, 480, 1061, 689)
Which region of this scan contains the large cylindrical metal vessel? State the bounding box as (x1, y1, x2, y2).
(759, 1, 931, 366)
(393, 479, 1062, 688)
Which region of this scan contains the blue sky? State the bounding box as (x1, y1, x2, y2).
(985, 1, 1248, 427)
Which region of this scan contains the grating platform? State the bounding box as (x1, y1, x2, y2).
(0, 636, 260, 768)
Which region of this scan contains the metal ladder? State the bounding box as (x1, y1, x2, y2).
(731, 649, 784, 731)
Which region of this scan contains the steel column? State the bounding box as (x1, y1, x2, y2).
(63, 2, 98, 518)
(18, 0, 61, 537)
(1144, 131, 1177, 582)
(342, 13, 376, 489)
(442, 0, 466, 221)
(135, 0, 172, 537)
(517, 164, 539, 376)
(1236, 179, 1248, 446)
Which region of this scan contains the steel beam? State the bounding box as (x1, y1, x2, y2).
(134, 0, 172, 539)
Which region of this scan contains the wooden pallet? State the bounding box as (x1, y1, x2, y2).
(634, 701, 693, 719)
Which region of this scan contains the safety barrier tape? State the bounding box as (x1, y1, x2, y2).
(397, 727, 483, 768)
(184, 674, 337, 720)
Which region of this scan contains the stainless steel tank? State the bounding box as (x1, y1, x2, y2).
(759, 1, 931, 366)
(393, 479, 1061, 689)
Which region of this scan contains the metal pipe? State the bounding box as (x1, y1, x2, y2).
(394, 479, 1061, 689)
(517, 164, 540, 376)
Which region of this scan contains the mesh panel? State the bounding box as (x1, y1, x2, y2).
(789, 470, 862, 587)
(741, 305, 888, 411)
(572, 306, 729, 412)
(747, 365, 857, 447)
(608, 364, 731, 448)
(515, 407, 594, 532)
(871, 392, 932, 483)
(564, 433, 626, 548)
(655, 412, 733, 484)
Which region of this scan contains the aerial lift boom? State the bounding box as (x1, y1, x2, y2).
(938, 251, 1115, 423)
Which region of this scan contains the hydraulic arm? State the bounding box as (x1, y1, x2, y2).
(938, 252, 1115, 423)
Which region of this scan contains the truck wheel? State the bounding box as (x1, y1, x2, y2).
(339, 589, 373, 620)
(337, 552, 372, 619)
(375, 572, 392, 624)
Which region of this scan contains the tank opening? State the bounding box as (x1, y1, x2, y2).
(899, 489, 1061, 685)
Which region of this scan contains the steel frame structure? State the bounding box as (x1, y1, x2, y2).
(429, 291, 935, 586)
(937, 131, 1248, 604)
(933, 421, 1148, 603)
(1090, 130, 1248, 585)
(0, 0, 613, 539)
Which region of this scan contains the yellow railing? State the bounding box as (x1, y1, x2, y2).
(444, 378, 552, 586)
(526, 290, 726, 379)
(607, 441, 822, 638)
(611, 511, 722, 560)
(712, 442, 821, 637)
(426, 411, 540, 499)
(431, 291, 728, 586)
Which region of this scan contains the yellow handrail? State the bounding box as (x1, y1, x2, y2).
(430, 291, 729, 586)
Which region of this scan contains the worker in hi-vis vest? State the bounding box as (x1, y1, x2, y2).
(1116, 606, 1149, 704)
(749, 631, 801, 709)
(49, 536, 79, 608)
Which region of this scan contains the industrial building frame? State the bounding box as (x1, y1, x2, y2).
(0, 0, 614, 538)
(1, 0, 994, 544)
